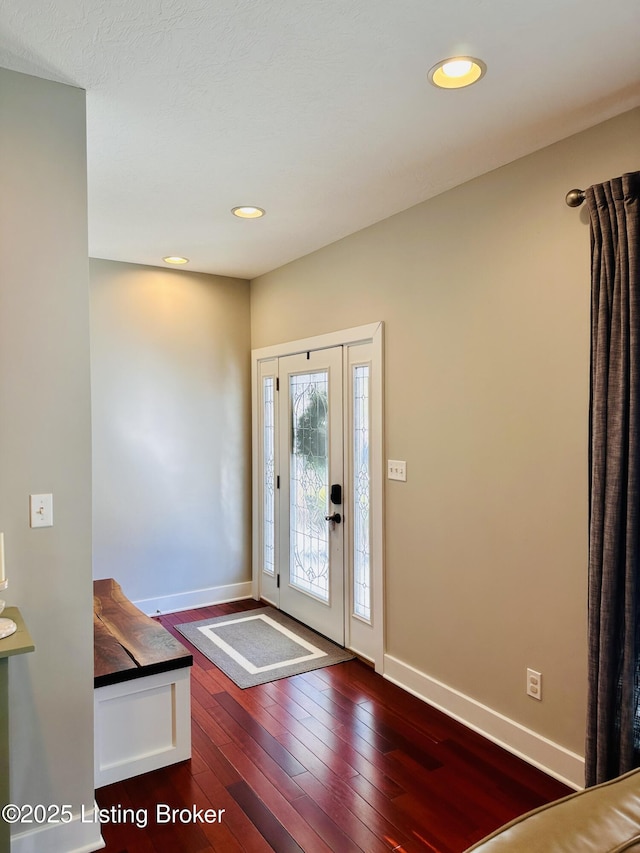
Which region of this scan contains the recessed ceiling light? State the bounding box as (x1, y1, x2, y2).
(428, 56, 487, 89)
(162, 256, 189, 265)
(231, 206, 265, 219)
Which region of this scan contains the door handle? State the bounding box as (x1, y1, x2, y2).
(325, 512, 342, 524)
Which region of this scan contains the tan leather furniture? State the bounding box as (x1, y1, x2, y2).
(465, 767, 640, 852)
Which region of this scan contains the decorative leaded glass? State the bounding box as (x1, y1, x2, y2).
(289, 371, 330, 601)
(353, 365, 371, 621)
(262, 376, 275, 575)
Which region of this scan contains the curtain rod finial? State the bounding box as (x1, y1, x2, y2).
(566, 188, 586, 207)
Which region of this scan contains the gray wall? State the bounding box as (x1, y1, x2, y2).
(90, 259, 251, 609)
(0, 69, 96, 849)
(250, 108, 640, 764)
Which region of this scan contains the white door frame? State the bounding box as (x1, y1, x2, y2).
(251, 322, 384, 672)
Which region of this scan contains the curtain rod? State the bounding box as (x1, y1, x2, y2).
(565, 188, 586, 207)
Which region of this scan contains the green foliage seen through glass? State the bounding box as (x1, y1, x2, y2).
(294, 388, 327, 470)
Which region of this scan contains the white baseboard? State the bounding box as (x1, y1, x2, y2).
(133, 582, 253, 616)
(12, 803, 104, 853)
(383, 653, 585, 790)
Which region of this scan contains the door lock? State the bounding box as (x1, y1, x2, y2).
(325, 512, 342, 525)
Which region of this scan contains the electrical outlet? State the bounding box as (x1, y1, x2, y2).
(526, 668, 542, 700)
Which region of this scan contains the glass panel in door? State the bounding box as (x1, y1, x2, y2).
(289, 370, 330, 600)
(257, 358, 279, 606)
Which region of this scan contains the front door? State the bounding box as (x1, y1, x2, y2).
(254, 323, 383, 667)
(278, 347, 344, 644)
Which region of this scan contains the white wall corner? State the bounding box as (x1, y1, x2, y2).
(12, 803, 104, 853)
(133, 582, 254, 616)
(383, 653, 585, 790)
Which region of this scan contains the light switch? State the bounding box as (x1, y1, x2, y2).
(387, 460, 407, 482)
(30, 494, 53, 528)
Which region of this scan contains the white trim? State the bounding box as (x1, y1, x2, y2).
(132, 582, 253, 616)
(251, 322, 382, 362)
(384, 653, 585, 790)
(12, 803, 104, 853)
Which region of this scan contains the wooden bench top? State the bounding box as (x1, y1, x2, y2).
(94, 578, 192, 688)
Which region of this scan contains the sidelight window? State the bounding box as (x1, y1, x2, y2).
(353, 365, 371, 622)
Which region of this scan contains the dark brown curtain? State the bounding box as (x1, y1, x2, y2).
(586, 171, 640, 787)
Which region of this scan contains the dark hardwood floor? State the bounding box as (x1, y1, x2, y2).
(95, 599, 572, 852)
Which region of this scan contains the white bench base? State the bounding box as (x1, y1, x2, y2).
(94, 666, 191, 788)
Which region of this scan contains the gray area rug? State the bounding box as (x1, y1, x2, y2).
(175, 607, 354, 688)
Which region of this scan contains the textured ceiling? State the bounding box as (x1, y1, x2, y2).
(1, 0, 639, 279)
